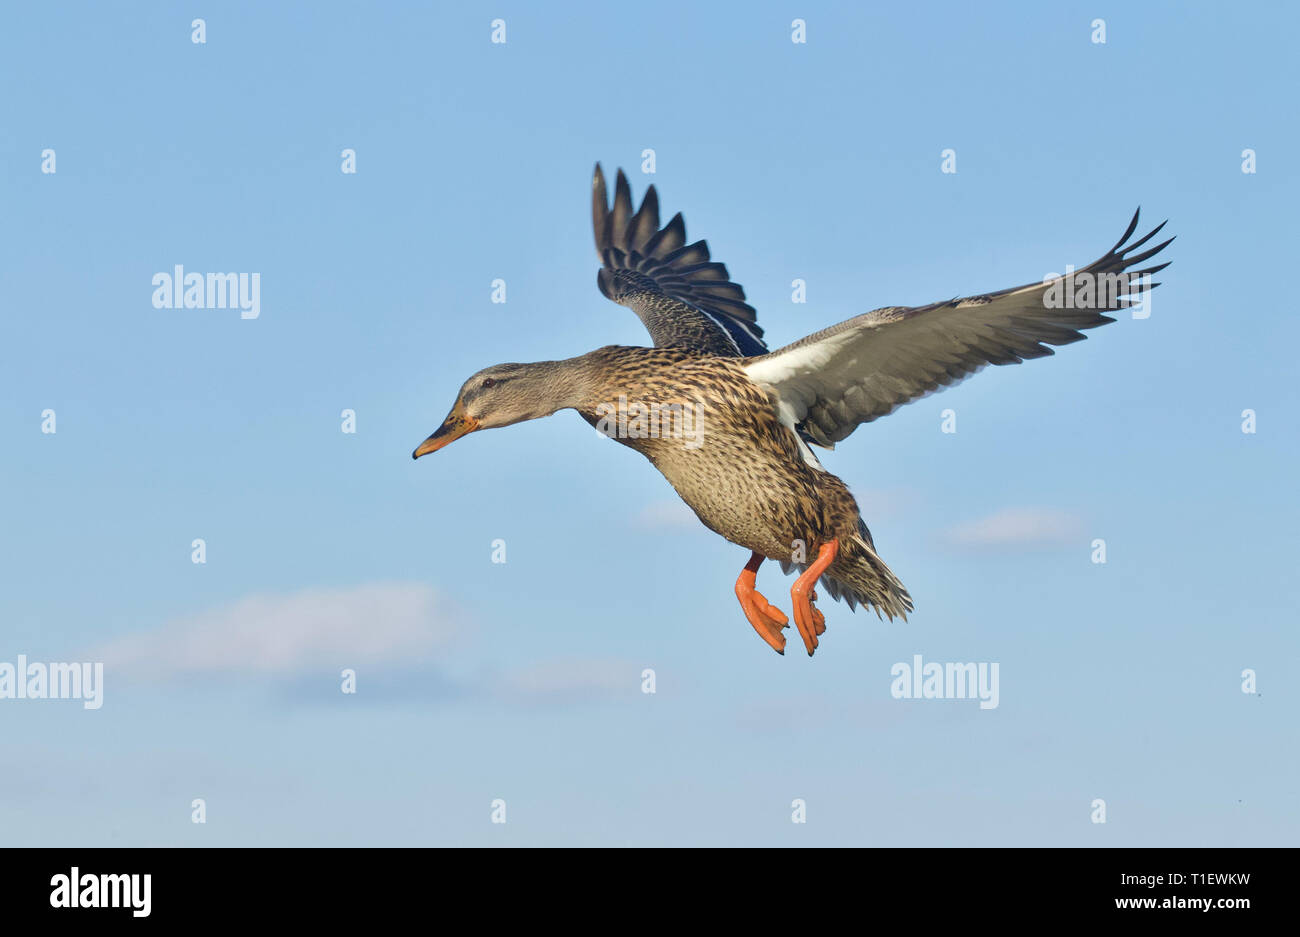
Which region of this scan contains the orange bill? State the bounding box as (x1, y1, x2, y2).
(412, 406, 481, 459)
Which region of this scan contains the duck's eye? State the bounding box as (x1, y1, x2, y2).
(481, 378, 497, 389)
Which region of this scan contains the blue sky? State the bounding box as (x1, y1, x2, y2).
(1, 1, 1296, 846)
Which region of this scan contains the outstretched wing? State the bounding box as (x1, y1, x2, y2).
(592, 164, 767, 357)
(743, 210, 1173, 447)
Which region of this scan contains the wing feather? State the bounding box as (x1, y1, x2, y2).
(592, 164, 768, 357)
(743, 210, 1173, 446)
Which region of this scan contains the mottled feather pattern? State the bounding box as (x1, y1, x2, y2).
(571, 345, 913, 618)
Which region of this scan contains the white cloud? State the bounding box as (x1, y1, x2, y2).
(943, 507, 1082, 548)
(95, 582, 457, 679)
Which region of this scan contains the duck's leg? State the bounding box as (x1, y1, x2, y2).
(791, 540, 838, 656)
(734, 551, 789, 655)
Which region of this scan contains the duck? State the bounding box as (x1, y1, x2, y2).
(413, 165, 1172, 656)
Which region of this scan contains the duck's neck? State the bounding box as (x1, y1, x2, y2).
(524, 354, 605, 416)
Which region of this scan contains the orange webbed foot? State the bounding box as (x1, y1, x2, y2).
(791, 541, 839, 657)
(790, 586, 820, 655)
(735, 552, 789, 655)
(740, 587, 789, 655)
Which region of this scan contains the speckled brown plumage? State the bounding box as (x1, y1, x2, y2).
(413, 163, 1171, 657)
(528, 345, 912, 622)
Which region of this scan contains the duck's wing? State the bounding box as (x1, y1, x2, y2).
(592, 164, 767, 357)
(742, 210, 1173, 447)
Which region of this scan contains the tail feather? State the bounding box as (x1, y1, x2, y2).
(779, 521, 912, 620)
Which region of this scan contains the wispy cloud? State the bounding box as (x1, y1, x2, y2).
(942, 507, 1082, 549)
(90, 582, 638, 709)
(94, 582, 458, 680)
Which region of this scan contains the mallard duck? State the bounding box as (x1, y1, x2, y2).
(414, 165, 1172, 656)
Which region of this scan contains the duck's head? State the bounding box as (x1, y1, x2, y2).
(412, 361, 574, 459)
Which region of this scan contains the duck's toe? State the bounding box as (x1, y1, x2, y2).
(809, 588, 827, 636)
(741, 590, 789, 655)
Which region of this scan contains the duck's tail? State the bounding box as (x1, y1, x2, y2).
(778, 519, 912, 620)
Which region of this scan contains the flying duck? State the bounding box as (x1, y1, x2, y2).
(413, 165, 1172, 656)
